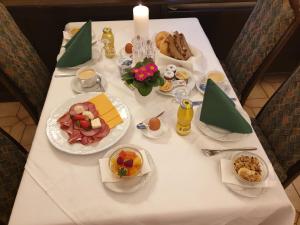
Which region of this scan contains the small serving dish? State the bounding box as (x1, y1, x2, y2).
(109, 147, 143, 178)
(232, 152, 269, 186)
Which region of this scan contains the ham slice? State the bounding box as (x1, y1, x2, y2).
(58, 102, 111, 146)
(68, 130, 82, 144)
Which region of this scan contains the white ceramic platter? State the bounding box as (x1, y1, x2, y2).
(46, 92, 131, 155)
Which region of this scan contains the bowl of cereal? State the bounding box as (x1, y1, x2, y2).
(232, 152, 269, 185)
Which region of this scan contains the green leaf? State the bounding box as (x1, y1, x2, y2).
(122, 73, 134, 81)
(158, 76, 165, 86)
(118, 167, 128, 177)
(134, 61, 144, 68)
(132, 80, 144, 89)
(132, 80, 152, 96)
(138, 84, 152, 96)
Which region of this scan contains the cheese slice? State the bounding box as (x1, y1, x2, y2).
(100, 108, 120, 122)
(107, 115, 123, 129)
(89, 94, 114, 116)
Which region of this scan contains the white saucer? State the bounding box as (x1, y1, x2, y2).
(140, 121, 167, 139)
(71, 76, 107, 93)
(196, 77, 230, 95)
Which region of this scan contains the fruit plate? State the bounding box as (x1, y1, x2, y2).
(101, 144, 155, 193)
(46, 92, 131, 155)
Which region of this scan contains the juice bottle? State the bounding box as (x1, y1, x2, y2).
(176, 99, 194, 136)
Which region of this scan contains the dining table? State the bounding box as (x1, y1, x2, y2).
(9, 18, 295, 225)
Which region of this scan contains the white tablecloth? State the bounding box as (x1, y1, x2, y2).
(9, 18, 295, 225)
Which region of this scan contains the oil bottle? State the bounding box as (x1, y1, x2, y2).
(101, 27, 116, 58)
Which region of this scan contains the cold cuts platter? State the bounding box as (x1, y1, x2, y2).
(46, 92, 130, 155)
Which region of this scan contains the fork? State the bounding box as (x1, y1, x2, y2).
(201, 147, 257, 156)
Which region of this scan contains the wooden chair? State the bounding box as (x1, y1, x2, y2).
(252, 64, 300, 187)
(0, 128, 27, 225)
(224, 0, 300, 104)
(0, 3, 50, 123)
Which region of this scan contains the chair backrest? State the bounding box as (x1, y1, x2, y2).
(225, 0, 298, 102)
(0, 128, 27, 225)
(256, 64, 300, 177)
(0, 3, 50, 122)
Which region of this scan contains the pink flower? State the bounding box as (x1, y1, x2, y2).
(146, 63, 158, 73)
(132, 68, 139, 74)
(135, 71, 148, 81)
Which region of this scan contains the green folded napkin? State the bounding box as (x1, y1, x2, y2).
(57, 21, 92, 68)
(200, 79, 252, 133)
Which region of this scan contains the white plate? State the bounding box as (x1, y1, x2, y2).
(56, 43, 102, 69)
(102, 144, 154, 193)
(194, 103, 251, 142)
(140, 120, 167, 139)
(46, 93, 131, 155)
(220, 163, 266, 198)
(196, 77, 230, 95)
(224, 180, 266, 198)
(157, 67, 195, 97)
(71, 75, 108, 94)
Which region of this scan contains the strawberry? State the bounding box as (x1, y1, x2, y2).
(117, 156, 124, 165)
(72, 114, 86, 121)
(124, 159, 133, 168)
(79, 120, 91, 130)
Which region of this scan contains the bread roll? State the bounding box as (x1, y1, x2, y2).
(155, 31, 169, 48)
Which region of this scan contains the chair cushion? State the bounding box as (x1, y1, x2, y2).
(0, 129, 27, 225)
(256, 65, 300, 175)
(0, 3, 50, 119)
(225, 0, 295, 96)
(252, 120, 287, 183)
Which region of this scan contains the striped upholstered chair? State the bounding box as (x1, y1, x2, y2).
(0, 128, 27, 225)
(0, 3, 50, 123)
(224, 0, 300, 104)
(252, 64, 300, 187)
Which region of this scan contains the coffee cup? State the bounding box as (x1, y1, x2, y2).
(76, 67, 97, 88)
(206, 70, 226, 88)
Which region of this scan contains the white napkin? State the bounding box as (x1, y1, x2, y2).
(99, 150, 152, 183)
(220, 159, 275, 188)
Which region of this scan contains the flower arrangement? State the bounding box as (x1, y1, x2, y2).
(122, 58, 165, 96)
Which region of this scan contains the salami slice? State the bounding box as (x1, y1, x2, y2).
(80, 127, 101, 137)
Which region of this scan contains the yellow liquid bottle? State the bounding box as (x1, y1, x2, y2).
(176, 99, 194, 136)
(101, 27, 116, 58)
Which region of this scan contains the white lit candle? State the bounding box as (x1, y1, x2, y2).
(133, 4, 149, 39)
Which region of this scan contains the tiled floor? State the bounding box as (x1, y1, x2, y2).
(0, 102, 36, 152)
(0, 72, 298, 223)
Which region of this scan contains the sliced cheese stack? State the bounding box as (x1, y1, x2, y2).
(89, 94, 123, 129)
